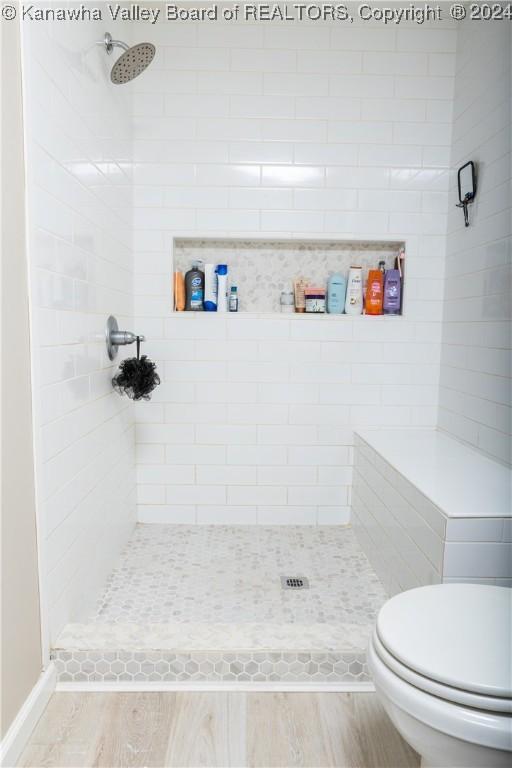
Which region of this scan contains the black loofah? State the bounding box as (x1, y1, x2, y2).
(112, 338, 160, 401)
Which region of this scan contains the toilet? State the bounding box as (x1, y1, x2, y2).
(368, 584, 512, 768)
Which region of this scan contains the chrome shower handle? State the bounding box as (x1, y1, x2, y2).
(110, 330, 145, 346)
(106, 316, 145, 361)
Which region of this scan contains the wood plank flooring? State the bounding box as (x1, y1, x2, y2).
(18, 692, 419, 768)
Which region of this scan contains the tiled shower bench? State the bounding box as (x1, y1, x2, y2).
(352, 428, 511, 596)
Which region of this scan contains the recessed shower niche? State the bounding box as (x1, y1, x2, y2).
(172, 238, 406, 314)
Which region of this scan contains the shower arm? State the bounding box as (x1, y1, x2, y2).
(101, 33, 129, 54)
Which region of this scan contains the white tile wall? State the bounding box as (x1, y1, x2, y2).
(138, 313, 441, 524)
(22, 16, 137, 642)
(438, 18, 512, 465)
(132, 14, 456, 524)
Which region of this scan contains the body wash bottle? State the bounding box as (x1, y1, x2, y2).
(185, 261, 204, 311)
(345, 266, 363, 315)
(327, 273, 346, 314)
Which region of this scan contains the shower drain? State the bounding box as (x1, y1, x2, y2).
(281, 576, 310, 590)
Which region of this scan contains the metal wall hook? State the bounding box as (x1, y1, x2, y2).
(456, 161, 477, 228)
(456, 197, 472, 227)
(106, 316, 145, 361)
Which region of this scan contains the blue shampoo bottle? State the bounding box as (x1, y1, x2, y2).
(327, 273, 347, 314)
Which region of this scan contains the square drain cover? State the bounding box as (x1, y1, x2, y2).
(281, 576, 310, 590)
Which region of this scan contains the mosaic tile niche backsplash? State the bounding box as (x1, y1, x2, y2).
(173, 239, 403, 313)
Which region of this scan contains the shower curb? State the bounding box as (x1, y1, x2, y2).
(51, 649, 370, 685)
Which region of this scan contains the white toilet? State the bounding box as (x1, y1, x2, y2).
(368, 583, 512, 768)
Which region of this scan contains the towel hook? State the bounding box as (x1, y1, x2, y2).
(106, 315, 146, 361)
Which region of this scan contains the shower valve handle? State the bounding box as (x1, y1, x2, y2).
(106, 316, 145, 361)
(110, 330, 145, 346)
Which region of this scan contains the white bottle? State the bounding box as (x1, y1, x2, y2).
(203, 263, 217, 311)
(345, 266, 363, 315)
(216, 264, 228, 312)
(280, 288, 294, 314)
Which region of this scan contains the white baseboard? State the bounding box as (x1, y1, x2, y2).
(0, 663, 56, 768)
(56, 680, 375, 693)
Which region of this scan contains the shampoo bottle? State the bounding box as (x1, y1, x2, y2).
(203, 263, 218, 311)
(327, 273, 347, 314)
(345, 266, 363, 315)
(383, 269, 401, 315)
(216, 264, 228, 312)
(365, 269, 384, 315)
(185, 261, 204, 311)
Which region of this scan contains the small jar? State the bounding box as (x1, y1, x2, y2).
(304, 287, 326, 313)
(280, 288, 295, 314)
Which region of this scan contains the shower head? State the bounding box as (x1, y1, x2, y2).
(101, 32, 155, 84)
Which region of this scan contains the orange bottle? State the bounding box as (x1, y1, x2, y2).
(173, 271, 185, 311)
(365, 269, 384, 315)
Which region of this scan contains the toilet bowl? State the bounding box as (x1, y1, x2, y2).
(368, 584, 512, 768)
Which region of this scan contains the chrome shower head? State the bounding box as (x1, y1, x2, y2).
(101, 32, 155, 84)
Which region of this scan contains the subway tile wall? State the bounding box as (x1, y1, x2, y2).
(131, 12, 456, 524)
(22, 17, 137, 642)
(137, 313, 442, 524)
(438, 18, 512, 465)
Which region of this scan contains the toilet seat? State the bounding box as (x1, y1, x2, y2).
(375, 583, 512, 699)
(368, 634, 512, 754)
(372, 629, 512, 714)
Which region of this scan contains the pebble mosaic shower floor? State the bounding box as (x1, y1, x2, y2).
(53, 525, 387, 685)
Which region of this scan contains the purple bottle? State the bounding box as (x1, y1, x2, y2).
(383, 269, 401, 315)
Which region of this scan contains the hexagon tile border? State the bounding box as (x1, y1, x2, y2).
(52, 650, 369, 684)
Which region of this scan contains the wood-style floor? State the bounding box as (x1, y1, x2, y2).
(18, 692, 419, 768)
